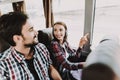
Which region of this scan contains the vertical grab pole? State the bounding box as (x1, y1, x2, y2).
(84, 0, 96, 45)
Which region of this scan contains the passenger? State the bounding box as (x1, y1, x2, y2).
(81, 63, 119, 80)
(49, 21, 91, 80)
(85, 35, 120, 79)
(0, 12, 62, 80)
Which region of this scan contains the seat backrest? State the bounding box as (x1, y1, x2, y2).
(38, 28, 53, 48)
(0, 36, 10, 53)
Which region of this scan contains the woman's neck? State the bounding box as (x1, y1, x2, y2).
(59, 40, 64, 44)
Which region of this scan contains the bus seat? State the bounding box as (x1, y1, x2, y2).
(38, 28, 53, 48)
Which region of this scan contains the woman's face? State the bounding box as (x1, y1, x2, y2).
(53, 24, 66, 43)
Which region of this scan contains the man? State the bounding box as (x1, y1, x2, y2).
(0, 12, 62, 80)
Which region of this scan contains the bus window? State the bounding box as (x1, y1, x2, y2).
(25, 0, 45, 30)
(52, 0, 85, 47)
(93, 0, 120, 48)
(0, 3, 13, 15)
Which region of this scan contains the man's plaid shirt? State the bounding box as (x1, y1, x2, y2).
(0, 43, 52, 80)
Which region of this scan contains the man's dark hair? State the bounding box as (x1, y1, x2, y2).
(81, 63, 116, 80)
(0, 12, 28, 46)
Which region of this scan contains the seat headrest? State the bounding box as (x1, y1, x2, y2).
(38, 28, 53, 46)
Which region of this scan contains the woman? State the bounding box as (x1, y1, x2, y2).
(50, 21, 91, 80)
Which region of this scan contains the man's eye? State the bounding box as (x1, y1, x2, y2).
(30, 28, 33, 31)
(29, 27, 34, 31)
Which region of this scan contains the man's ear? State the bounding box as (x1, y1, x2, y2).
(13, 35, 21, 43)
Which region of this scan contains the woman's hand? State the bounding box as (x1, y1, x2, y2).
(79, 33, 89, 48)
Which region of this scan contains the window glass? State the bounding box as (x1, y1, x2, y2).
(53, 0, 85, 47)
(0, 3, 13, 14)
(25, 0, 45, 30)
(0, 0, 45, 30)
(92, 0, 120, 48)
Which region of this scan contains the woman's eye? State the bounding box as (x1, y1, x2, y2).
(60, 29, 63, 31)
(54, 29, 57, 32)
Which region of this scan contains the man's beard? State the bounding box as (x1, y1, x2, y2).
(24, 42, 38, 47)
(22, 35, 39, 47)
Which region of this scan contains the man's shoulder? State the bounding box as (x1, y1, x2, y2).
(35, 43, 46, 48)
(34, 43, 50, 55)
(0, 47, 12, 61)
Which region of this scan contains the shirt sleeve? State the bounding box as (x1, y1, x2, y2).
(79, 41, 91, 62)
(68, 41, 91, 62)
(50, 41, 83, 70)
